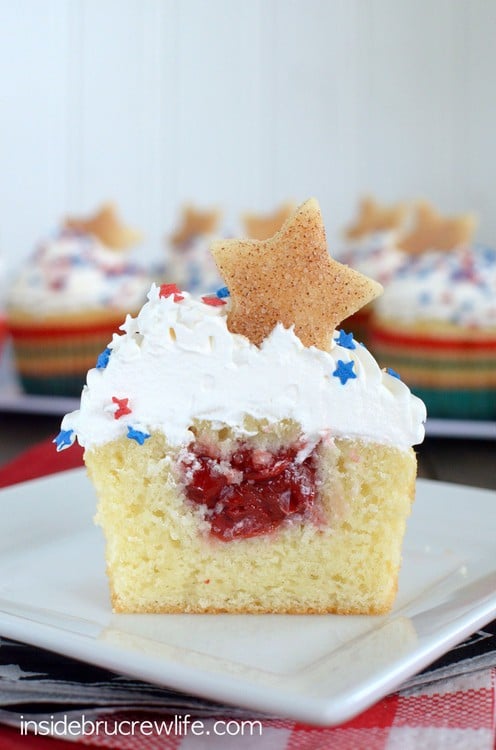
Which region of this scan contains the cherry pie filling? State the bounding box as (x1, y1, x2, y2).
(180, 442, 319, 541)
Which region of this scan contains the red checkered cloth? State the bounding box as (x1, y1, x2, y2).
(0, 439, 495, 749)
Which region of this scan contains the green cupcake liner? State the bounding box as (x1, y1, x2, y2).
(412, 387, 496, 420)
(19, 373, 86, 398)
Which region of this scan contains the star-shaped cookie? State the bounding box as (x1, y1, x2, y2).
(65, 203, 142, 250)
(211, 198, 382, 351)
(170, 204, 222, 247)
(345, 196, 408, 240)
(242, 202, 296, 241)
(398, 201, 477, 254)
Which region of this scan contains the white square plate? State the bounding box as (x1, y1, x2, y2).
(0, 469, 495, 726)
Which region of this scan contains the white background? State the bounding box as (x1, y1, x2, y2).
(0, 0, 494, 273)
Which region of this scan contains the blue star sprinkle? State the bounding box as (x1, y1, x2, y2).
(96, 347, 112, 369)
(479, 245, 496, 263)
(332, 360, 357, 385)
(127, 426, 151, 445)
(216, 286, 230, 298)
(334, 329, 356, 350)
(53, 429, 75, 452)
(386, 367, 401, 380)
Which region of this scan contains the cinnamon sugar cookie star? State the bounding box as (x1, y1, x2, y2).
(242, 202, 296, 241)
(170, 204, 222, 247)
(211, 198, 382, 351)
(345, 196, 408, 240)
(65, 203, 142, 250)
(399, 201, 477, 254)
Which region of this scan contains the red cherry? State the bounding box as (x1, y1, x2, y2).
(185, 458, 228, 507)
(182, 443, 318, 540)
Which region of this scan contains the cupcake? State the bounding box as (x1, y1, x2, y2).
(7, 204, 151, 397)
(164, 204, 224, 293)
(370, 203, 495, 419)
(57, 199, 425, 615)
(338, 196, 410, 344)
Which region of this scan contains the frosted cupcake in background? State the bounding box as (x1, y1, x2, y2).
(7, 203, 151, 397)
(370, 202, 496, 419)
(337, 196, 411, 344)
(164, 204, 224, 293)
(163, 202, 297, 293)
(341, 195, 409, 281)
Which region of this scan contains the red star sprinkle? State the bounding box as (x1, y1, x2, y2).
(112, 396, 132, 420)
(201, 296, 227, 307)
(159, 283, 184, 302)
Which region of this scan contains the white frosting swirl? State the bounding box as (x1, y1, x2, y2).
(337, 231, 407, 285)
(8, 231, 151, 316)
(61, 284, 426, 451)
(375, 245, 496, 326)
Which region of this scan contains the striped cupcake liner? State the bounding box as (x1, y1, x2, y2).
(371, 324, 496, 419)
(0, 317, 7, 359)
(340, 308, 372, 347)
(9, 319, 124, 397)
